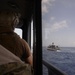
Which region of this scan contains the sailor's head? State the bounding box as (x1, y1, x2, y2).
(0, 10, 21, 30)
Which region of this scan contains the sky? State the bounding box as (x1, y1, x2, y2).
(15, 0, 75, 47)
(42, 0, 75, 47)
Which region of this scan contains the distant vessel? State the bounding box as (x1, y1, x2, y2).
(47, 42, 60, 51)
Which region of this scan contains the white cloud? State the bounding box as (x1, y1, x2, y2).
(42, 0, 55, 14)
(42, 0, 55, 4)
(42, 0, 49, 4)
(50, 17, 55, 21)
(50, 20, 68, 32)
(42, 5, 48, 13)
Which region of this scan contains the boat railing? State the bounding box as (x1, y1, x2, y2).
(42, 60, 67, 75)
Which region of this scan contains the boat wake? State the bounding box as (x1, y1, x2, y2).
(57, 50, 61, 52)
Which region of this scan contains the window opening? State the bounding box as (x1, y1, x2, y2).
(14, 28, 22, 38)
(42, 0, 75, 75)
(31, 20, 33, 53)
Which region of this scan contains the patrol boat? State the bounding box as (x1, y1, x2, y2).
(47, 42, 60, 51)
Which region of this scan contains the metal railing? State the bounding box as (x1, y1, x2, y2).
(43, 60, 67, 75)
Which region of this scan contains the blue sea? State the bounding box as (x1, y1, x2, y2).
(43, 47, 75, 75)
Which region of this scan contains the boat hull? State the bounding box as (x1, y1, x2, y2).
(47, 48, 60, 51)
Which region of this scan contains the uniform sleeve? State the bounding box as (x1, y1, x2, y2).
(21, 39, 31, 61)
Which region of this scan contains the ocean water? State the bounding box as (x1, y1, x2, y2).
(43, 47, 75, 75)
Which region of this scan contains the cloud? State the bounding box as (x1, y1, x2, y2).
(50, 20, 68, 32)
(42, 0, 55, 14)
(42, 0, 55, 4)
(42, 5, 48, 13)
(50, 17, 55, 21)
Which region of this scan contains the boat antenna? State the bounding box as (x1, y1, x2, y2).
(52, 42, 54, 45)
